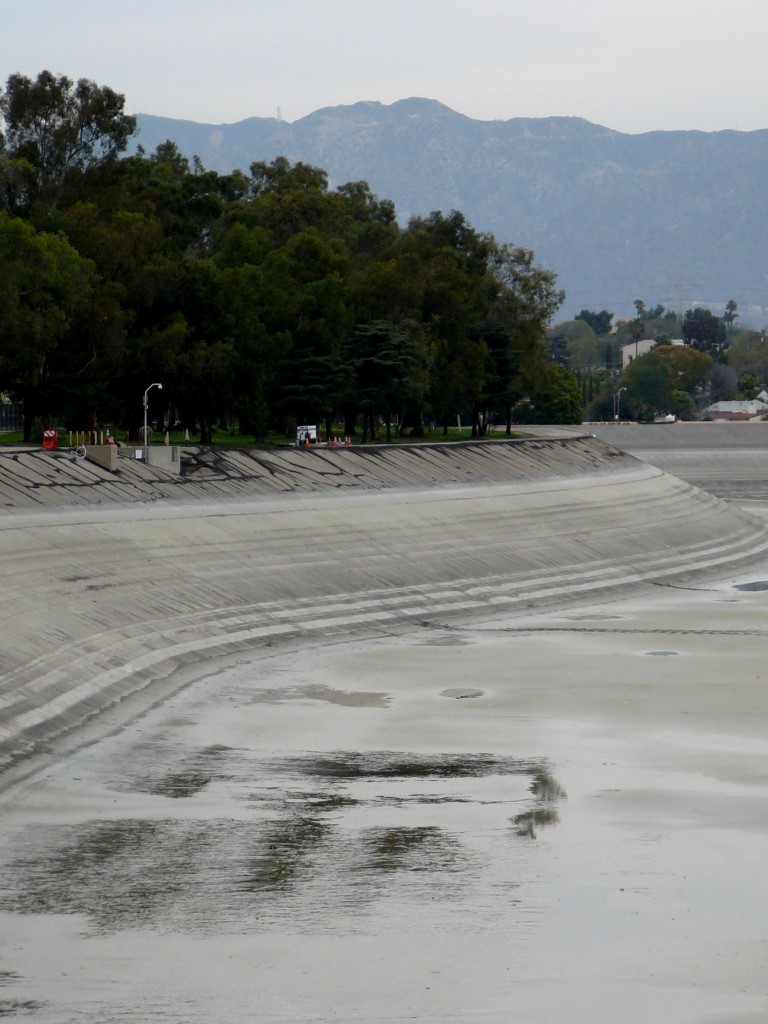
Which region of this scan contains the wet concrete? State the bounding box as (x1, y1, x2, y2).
(2, 434, 768, 1021)
(2, 578, 768, 1023)
(583, 421, 768, 507)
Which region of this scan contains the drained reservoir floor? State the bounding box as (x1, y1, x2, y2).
(1, 580, 767, 1023)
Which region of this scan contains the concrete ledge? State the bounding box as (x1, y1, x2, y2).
(144, 445, 181, 474)
(0, 435, 628, 509)
(85, 444, 118, 471)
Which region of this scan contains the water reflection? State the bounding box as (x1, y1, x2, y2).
(1, 751, 566, 935)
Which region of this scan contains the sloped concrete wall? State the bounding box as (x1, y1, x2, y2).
(1, 435, 766, 775)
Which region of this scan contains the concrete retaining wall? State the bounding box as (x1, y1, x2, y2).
(85, 444, 118, 472)
(2, 434, 767, 775)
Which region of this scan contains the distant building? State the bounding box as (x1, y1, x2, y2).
(703, 400, 768, 421)
(622, 338, 685, 369)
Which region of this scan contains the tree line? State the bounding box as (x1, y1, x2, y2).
(0, 71, 579, 443)
(548, 297, 766, 421)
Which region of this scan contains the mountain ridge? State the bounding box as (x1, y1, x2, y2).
(131, 98, 768, 322)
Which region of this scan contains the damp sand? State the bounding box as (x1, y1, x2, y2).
(1, 579, 768, 1023)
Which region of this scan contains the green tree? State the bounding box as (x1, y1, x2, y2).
(575, 308, 613, 335)
(727, 331, 768, 384)
(526, 363, 583, 424)
(0, 71, 135, 203)
(723, 299, 739, 331)
(682, 307, 727, 357)
(346, 320, 431, 442)
(622, 351, 673, 420)
(484, 243, 563, 433)
(652, 344, 712, 394)
(0, 212, 95, 438)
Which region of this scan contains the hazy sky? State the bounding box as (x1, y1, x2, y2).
(3, 0, 767, 133)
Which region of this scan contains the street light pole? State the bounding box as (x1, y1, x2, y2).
(143, 382, 163, 456)
(615, 386, 627, 422)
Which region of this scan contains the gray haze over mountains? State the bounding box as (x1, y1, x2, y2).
(133, 98, 768, 324)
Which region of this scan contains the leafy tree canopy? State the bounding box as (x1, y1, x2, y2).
(622, 351, 673, 421)
(682, 307, 727, 357)
(575, 308, 612, 335)
(0, 72, 568, 442)
(0, 71, 135, 198)
(652, 344, 712, 394)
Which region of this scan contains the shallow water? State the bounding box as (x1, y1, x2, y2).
(1, 585, 768, 1022)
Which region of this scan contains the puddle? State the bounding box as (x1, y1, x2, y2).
(565, 614, 623, 621)
(419, 635, 472, 646)
(512, 771, 567, 838)
(1, 819, 167, 927)
(0, 999, 45, 1017)
(248, 685, 389, 708)
(441, 688, 484, 699)
(299, 685, 390, 708)
(240, 817, 332, 892)
(734, 580, 768, 591)
(296, 791, 359, 811)
(1, 753, 565, 933)
(513, 807, 561, 838)
(643, 650, 680, 657)
(362, 826, 461, 872)
(295, 752, 543, 781)
(129, 745, 234, 798)
(529, 771, 567, 801)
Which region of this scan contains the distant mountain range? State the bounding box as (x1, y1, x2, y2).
(132, 98, 768, 324)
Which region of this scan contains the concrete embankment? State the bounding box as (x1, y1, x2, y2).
(2, 433, 767, 774)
